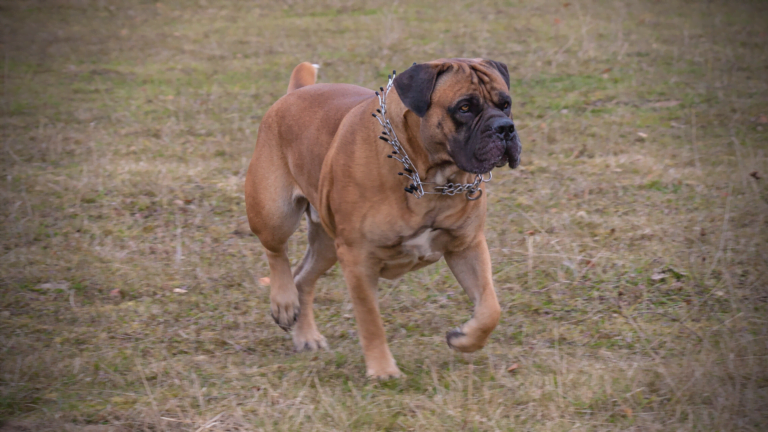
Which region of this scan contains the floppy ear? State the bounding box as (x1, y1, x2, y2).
(485, 60, 510, 89)
(393, 63, 443, 117)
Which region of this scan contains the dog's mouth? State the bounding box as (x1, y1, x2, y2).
(498, 132, 522, 169)
(449, 119, 523, 175)
(460, 134, 521, 174)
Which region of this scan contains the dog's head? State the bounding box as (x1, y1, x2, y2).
(393, 58, 521, 174)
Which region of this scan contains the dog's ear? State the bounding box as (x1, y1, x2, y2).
(485, 60, 510, 90)
(393, 63, 443, 117)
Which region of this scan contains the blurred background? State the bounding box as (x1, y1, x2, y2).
(1, 0, 767, 430)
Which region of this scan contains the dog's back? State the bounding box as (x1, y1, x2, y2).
(246, 63, 374, 223)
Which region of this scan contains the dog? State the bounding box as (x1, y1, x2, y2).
(245, 59, 521, 378)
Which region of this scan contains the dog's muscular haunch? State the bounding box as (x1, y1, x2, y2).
(245, 59, 521, 378)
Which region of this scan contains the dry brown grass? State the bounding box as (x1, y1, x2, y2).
(1, 0, 767, 430)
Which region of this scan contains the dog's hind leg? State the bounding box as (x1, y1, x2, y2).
(291, 205, 337, 351)
(245, 141, 305, 331)
(254, 199, 305, 331)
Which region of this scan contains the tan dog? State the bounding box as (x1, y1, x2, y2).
(245, 59, 521, 378)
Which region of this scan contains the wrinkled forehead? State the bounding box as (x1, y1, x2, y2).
(432, 59, 508, 103)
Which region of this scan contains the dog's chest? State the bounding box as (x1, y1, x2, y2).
(379, 228, 445, 279)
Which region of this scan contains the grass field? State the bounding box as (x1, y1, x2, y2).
(1, 0, 768, 430)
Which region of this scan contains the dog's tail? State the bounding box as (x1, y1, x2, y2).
(287, 62, 319, 94)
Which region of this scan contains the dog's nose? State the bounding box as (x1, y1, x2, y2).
(492, 117, 515, 140)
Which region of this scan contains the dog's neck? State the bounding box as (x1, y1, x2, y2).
(383, 90, 483, 196)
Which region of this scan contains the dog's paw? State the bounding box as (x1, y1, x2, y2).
(446, 327, 485, 353)
(293, 330, 328, 352)
(270, 298, 300, 331)
(366, 366, 404, 380)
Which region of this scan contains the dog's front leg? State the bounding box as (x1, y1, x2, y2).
(337, 244, 403, 379)
(444, 234, 501, 352)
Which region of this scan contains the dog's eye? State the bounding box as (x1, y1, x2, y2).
(459, 104, 470, 113)
(502, 102, 510, 110)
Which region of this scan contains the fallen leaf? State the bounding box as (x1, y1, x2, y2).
(666, 266, 688, 279)
(109, 289, 121, 297)
(652, 266, 688, 281)
(554, 18, 561, 25)
(173, 288, 188, 293)
(259, 277, 270, 286)
(622, 406, 633, 418)
(526, 230, 536, 235)
(37, 281, 70, 291)
(601, 67, 612, 74)
(172, 199, 184, 206)
(650, 100, 681, 108)
(507, 363, 519, 373)
(637, 132, 648, 138)
(233, 222, 254, 237)
(110, 396, 129, 404)
(563, 2, 571, 7)
(757, 114, 768, 124)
